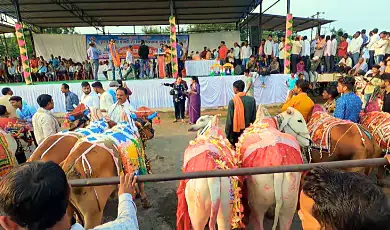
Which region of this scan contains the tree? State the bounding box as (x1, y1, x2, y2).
(330, 27, 346, 37)
(142, 26, 169, 34)
(185, 23, 236, 33)
(0, 32, 34, 58)
(42, 27, 78, 34)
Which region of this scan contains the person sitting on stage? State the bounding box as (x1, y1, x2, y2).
(225, 80, 256, 146)
(106, 87, 135, 127)
(0, 161, 139, 230)
(281, 79, 314, 122)
(299, 167, 390, 230)
(334, 77, 362, 123)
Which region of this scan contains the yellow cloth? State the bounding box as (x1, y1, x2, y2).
(364, 76, 382, 94)
(232, 92, 246, 132)
(164, 49, 172, 64)
(281, 93, 314, 122)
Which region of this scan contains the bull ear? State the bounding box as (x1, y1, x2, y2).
(255, 104, 264, 123)
(287, 108, 293, 115)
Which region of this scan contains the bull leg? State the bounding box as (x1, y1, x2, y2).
(279, 172, 301, 230)
(247, 175, 275, 230)
(138, 182, 152, 208)
(185, 179, 211, 230)
(216, 177, 233, 230)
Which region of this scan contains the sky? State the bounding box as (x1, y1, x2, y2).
(74, 0, 389, 37)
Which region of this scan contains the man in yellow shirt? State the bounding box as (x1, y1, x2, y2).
(281, 79, 314, 122)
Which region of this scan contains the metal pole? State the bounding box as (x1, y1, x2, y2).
(133, 26, 136, 35)
(68, 158, 389, 187)
(259, 1, 262, 42)
(287, 0, 291, 14)
(28, 29, 36, 56)
(12, 0, 22, 22)
(170, 0, 174, 16)
(317, 12, 321, 35)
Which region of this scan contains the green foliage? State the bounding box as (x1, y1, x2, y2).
(186, 23, 236, 33)
(142, 26, 170, 34)
(0, 32, 34, 58)
(42, 27, 77, 34)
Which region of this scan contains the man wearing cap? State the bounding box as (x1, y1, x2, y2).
(87, 42, 101, 81)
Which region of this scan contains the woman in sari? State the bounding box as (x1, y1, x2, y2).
(188, 76, 201, 124)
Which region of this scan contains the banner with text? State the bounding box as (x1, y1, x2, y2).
(86, 34, 189, 60)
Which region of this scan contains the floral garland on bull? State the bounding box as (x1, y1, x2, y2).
(187, 134, 244, 229)
(0, 130, 15, 177)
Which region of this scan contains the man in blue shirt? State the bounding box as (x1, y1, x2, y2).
(87, 42, 102, 81)
(9, 96, 36, 123)
(334, 77, 362, 122)
(61, 83, 79, 112)
(177, 42, 184, 76)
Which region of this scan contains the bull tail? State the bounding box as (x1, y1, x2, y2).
(207, 177, 221, 230)
(273, 173, 284, 230)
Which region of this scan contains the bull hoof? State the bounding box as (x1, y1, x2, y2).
(141, 197, 152, 209)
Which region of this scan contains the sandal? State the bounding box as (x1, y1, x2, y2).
(141, 197, 152, 209)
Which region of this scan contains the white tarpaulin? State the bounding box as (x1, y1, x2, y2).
(33, 34, 87, 62)
(188, 31, 241, 54)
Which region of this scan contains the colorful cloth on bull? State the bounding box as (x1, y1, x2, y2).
(308, 112, 353, 152)
(61, 119, 108, 138)
(0, 130, 16, 177)
(177, 130, 244, 230)
(360, 111, 390, 151)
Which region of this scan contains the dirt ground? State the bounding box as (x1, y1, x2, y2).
(98, 106, 303, 230)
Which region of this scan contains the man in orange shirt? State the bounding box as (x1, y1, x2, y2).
(281, 79, 314, 122)
(218, 41, 229, 65)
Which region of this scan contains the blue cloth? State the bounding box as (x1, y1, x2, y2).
(65, 91, 80, 112)
(177, 45, 183, 59)
(107, 89, 117, 103)
(273, 43, 279, 58)
(287, 77, 298, 91)
(50, 58, 59, 67)
(87, 47, 102, 60)
(38, 66, 47, 73)
(16, 104, 37, 123)
(334, 92, 362, 123)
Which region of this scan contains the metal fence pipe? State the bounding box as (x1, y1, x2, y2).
(68, 158, 389, 187)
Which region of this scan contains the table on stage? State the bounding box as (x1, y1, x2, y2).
(185, 60, 218, 76)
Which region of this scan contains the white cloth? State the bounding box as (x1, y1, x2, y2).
(100, 91, 114, 112)
(2, 75, 290, 113)
(81, 93, 100, 109)
(108, 100, 136, 123)
(291, 41, 302, 55)
(331, 39, 338, 56)
(339, 57, 353, 67)
(264, 40, 273, 56)
(301, 40, 310, 56)
(126, 51, 134, 64)
(324, 40, 332, 56)
(233, 47, 240, 59)
(278, 42, 285, 59)
(185, 60, 218, 76)
(374, 39, 389, 56)
(32, 108, 61, 144)
(241, 46, 252, 59)
(367, 34, 380, 51)
(348, 36, 364, 54)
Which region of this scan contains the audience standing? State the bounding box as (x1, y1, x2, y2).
(86, 42, 101, 81)
(80, 82, 100, 109)
(61, 83, 79, 112)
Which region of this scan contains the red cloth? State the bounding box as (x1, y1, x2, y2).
(0, 118, 17, 130)
(338, 41, 348, 57)
(219, 46, 228, 59)
(176, 151, 218, 230)
(30, 59, 39, 68)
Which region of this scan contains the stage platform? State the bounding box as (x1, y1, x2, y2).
(0, 75, 289, 113)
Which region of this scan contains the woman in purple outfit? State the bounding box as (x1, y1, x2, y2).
(188, 76, 201, 124)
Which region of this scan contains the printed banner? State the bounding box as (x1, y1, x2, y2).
(284, 14, 293, 74)
(86, 34, 189, 60)
(169, 16, 178, 78)
(15, 23, 32, 85)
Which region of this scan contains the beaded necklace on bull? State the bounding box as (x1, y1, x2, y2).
(188, 129, 245, 229)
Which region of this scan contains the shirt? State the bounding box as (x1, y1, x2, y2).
(81, 93, 100, 109)
(364, 74, 382, 94)
(348, 37, 363, 54)
(100, 91, 114, 112)
(331, 39, 338, 56)
(241, 46, 252, 59)
(281, 93, 314, 122)
(324, 40, 332, 56)
(291, 41, 302, 55)
(108, 100, 136, 123)
(64, 91, 79, 112)
(338, 41, 348, 57)
(32, 108, 61, 144)
(51, 58, 59, 67)
(279, 42, 285, 59)
(87, 47, 101, 60)
(233, 47, 240, 59)
(287, 77, 298, 90)
(362, 34, 369, 46)
(246, 76, 254, 97)
(301, 40, 310, 56)
(338, 57, 353, 67)
(38, 66, 47, 73)
(273, 43, 279, 58)
(16, 103, 37, 123)
(367, 34, 380, 51)
(93, 194, 139, 230)
(126, 50, 134, 64)
(334, 92, 362, 123)
(383, 90, 390, 113)
(219, 45, 228, 59)
(177, 45, 183, 59)
(352, 62, 368, 73)
(374, 39, 388, 56)
(264, 40, 273, 56)
(0, 95, 17, 118)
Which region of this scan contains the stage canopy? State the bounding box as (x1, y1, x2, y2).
(239, 13, 334, 32)
(0, 23, 14, 33)
(0, 0, 259, 30)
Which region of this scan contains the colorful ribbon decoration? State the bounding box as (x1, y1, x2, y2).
(169, 16, 178, 78)
(15, 23, 32, 85)
(284, 14, 293, 74)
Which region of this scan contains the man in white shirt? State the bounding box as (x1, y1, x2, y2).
(367, 28, 380, 68)
(291, 36, 303, 73)
(241, 41, 252, 68)
(124, 45, 135, 79)
(338, 54, 353, 73)
(324, 36, 332, 73)
(374, 31, 389, 64)
(107, 87, 136, 125)
(279, 37, 285, 73)
(80, 82, 100, 109)
(301, 36, 311, 72)
(264, 35, 274, 66)
(91, 81, 114, 114)
(331, 34, 338, 73)
(32, 94, 60, 144)
(348, 31, 364, 66)
(233, 42, 240, 66)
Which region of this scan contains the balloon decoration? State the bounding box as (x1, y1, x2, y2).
(169, 16, 178, 78)
(284, 14, 293, 74)
(222, 63, 234, 76)
(15, 23, 32, 85)
(210, 63, 222, 76)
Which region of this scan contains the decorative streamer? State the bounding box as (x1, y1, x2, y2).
(284, 14, 293, 74)
(169, 16, 178, 78)
(15, 23, 32, 85)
